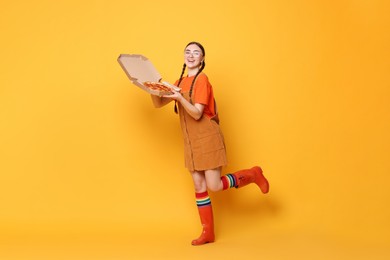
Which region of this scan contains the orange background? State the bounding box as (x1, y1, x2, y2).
(1, 0, 389, 259)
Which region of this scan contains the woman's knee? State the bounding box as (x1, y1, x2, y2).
(206, 180, 222, 192)
(191, 171, 207, 192)
(194, 182, 206, 192)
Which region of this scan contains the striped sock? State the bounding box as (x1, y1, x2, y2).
(195, 191, 211, 207)
(221, 174, 237, 190)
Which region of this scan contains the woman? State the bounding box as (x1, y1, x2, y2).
(151, 42, 269, 246)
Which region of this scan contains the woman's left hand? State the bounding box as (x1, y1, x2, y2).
(163, 90, 183, 102)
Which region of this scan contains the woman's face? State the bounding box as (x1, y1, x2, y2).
(184, 44, 204, 69)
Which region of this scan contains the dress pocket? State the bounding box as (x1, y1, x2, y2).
(198, 132, 225, 154)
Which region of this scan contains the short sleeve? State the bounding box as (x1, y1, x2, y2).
(193, 74, 210, 105)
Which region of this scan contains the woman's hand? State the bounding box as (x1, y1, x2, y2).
(150, 81, 181, 108)
(163, 90, 183, 102)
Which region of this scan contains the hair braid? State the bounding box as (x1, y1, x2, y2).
(176, 63, 187, 88)
(174, 63, 187, 114)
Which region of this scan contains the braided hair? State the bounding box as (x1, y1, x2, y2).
(174, 42, 206, 114)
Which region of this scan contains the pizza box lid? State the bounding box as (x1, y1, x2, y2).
(117, 54, 173, 96)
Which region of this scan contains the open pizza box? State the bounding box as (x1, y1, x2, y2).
(117, 54, 179, 96)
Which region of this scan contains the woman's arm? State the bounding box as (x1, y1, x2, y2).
(163, 91, 205, 120)
(150, 95, 173, 108)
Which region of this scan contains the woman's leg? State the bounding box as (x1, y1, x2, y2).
(189, 167, 223, 246)
(190, 170, 215, 246)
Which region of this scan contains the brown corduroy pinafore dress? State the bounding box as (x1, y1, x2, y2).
(178, 88, 227, 172)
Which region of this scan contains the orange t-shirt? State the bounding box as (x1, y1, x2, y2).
(175, 73, 216, 118)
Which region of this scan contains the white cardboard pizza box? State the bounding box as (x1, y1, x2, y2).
(117, 54, 174, 96)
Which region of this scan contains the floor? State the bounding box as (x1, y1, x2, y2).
(1, 225, 389, 260)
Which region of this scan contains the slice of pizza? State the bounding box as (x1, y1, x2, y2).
(143, 82, 173, 95)
(141, 81, 181, 96)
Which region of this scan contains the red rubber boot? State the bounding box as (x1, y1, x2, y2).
(233, 166, 269, 193)
(191, 205, 215, 246)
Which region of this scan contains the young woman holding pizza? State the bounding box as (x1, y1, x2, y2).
(151, 42, 269, 246)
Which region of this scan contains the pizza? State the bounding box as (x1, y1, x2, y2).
(143, 81, 174, 94)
